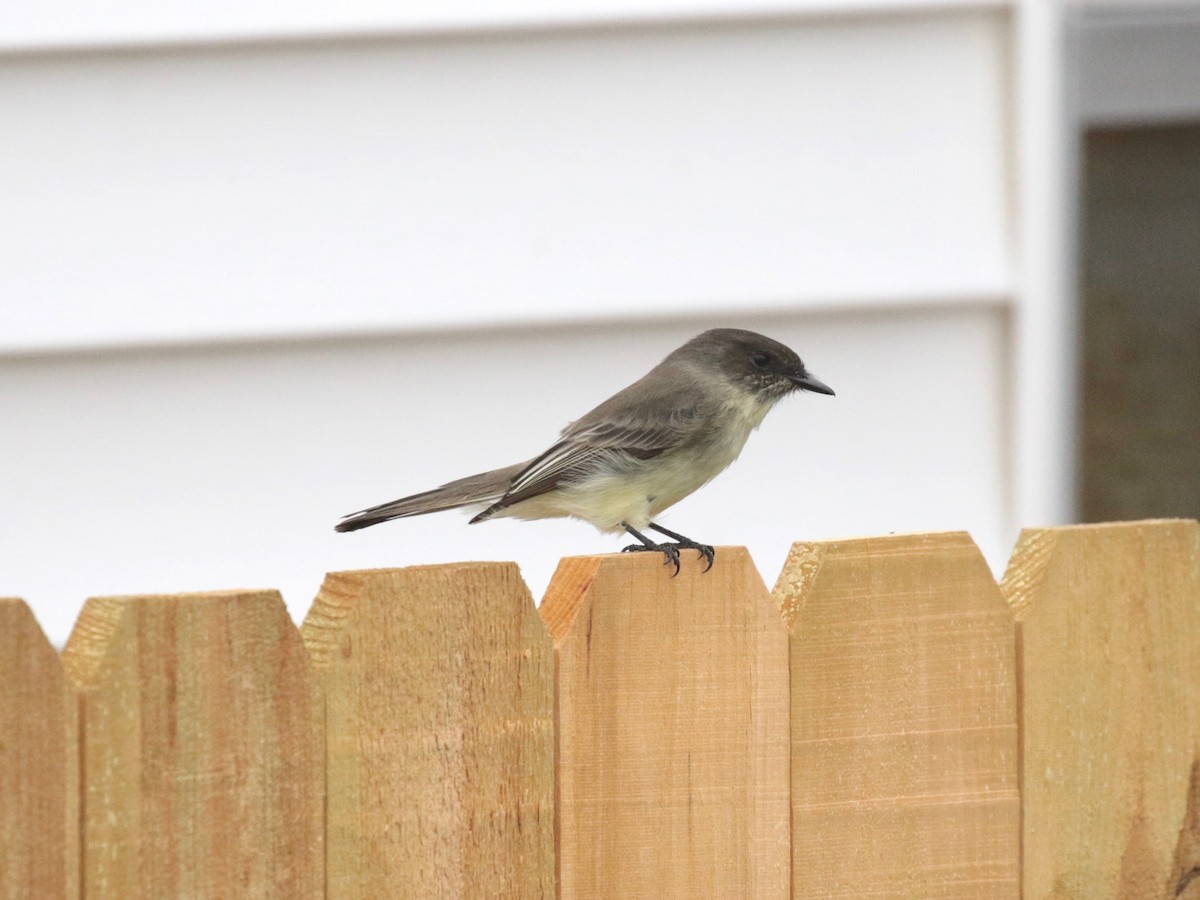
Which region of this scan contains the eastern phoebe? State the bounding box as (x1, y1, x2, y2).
(336, 327, 833, 573)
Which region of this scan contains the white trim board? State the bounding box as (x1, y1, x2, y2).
(0, 0, 1011, 55)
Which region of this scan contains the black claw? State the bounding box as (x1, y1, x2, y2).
(661, 544, 682, 576)
(621, 540, 682, 576)
(672, 539, 715, 572)
(645, 523, 715, 574)
(622, 523, 720, 577)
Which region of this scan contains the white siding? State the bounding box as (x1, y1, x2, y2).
(0, 4, 1058, 645)
(1, 13, 1009, 351)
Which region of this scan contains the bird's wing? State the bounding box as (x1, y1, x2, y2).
(471, 392, 708, 519)
(515, 422, 674, 486)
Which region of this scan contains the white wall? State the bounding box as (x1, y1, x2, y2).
(1, 13, 1010, 351)
(0, 6, 1039, 644)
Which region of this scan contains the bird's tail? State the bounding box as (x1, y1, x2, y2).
(334, 463, 527, 532)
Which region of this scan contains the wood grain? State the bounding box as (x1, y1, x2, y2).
(302, 563, 554, 899)
(543, 547, 790, 899)
(776, 532, 1019, 898)
(0, 598, 77, 900)
(1002, 520, 1200, 899)
(61, 590, 322, 898)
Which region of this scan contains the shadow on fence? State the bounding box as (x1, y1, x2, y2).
(2, 520, 1199, 898)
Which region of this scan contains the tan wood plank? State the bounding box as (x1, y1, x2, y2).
(62, 590, 322, 898)
(1002, 519, 1200, 899)
(0, 598, 78, 900)
(302, 562, 554, 899)
(543, 548, 790, 899)
(777, 532, 1019, 898)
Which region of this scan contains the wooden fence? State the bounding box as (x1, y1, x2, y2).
(2, 520, 1199, 899)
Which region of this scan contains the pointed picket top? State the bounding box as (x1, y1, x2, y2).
(62, 589, 322, 899)
(0, 598, 77, 900)
(302, 563, 554, 900)
(543, 548, 791, 899)
(776, 531, 1019, 898)
(1002, 519, 1200, 899)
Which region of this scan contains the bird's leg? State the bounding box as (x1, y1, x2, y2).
(620, 523, 682, 576)
(647, 523, 715, 572)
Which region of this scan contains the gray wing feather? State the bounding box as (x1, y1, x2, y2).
(508, 422, 675, 493)
(472, 373, 714, 521)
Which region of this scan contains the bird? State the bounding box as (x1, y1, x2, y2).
(335, 327, 834, 574)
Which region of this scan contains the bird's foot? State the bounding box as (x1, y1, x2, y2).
(621, 523, 718, 576)
(646, 523, 715, 572)
(621, 540, 683, 575)
(672, 538, 715, 572)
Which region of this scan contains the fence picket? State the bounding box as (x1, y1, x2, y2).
(301, 563, 554, 899)
(0, 599, 77, 900)
(61, 590, 322, 898)
(543, 548, 791, 899)
(776, 532, 1020, 898)
(1002, 520, 1200, 899)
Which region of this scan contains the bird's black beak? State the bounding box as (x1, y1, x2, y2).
(790, 372, 835, 396)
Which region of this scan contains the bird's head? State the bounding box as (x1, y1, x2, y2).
(680, 328, 835, 402)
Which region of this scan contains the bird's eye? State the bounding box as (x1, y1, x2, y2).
(751, 352, 771, 369)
